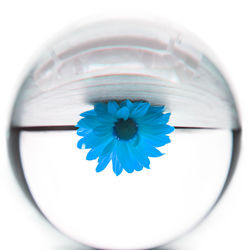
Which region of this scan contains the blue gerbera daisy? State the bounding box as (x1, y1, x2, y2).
(76, 100, 174, 176)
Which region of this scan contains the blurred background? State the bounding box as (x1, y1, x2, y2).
(0, 0, 249, 249)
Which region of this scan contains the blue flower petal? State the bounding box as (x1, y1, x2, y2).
(80, 110, 96, 117)
(116, 106, 130, 120)
(156, 113, 171, 124)
(127, 146, 143, 172)
(131, 102, 150, 117)
(97, 113, 116, 124)
(142, 141, 164, 157)
(86, 143, 107, 160)
(82, 133, 111, 149)
(77, 138, 85, 149)
(134, 162, 143, 171)
(142, 133, 171, 147)
(129, 141, 150, 168)
(120, 99, 134, 110)
(112, 153, 123, 176)
(137, 112, 171, 126)
(77, 117, 100, 129)
(96, 156, 111, 172)
(129, 133, 140, 147)
(77, 127, 92, 136)
(164, 125, 175, 134)
(148, 106, 165, 113)
(117, 141, 134, 173)
(94, 103, 107, 116)
(93, 125, 112, 136)
(101, 139, 116, 157)
(136, 112, 161, 124)
(108, 101, 119, 114)
(140, 124, 175, 135)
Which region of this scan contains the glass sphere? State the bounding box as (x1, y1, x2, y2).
(8, 19, 241, 250)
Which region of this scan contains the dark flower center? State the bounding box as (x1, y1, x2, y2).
(114, 118, 138, 140)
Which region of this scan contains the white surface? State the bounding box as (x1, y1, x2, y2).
(20, 129, 231, 249)
(0, 1, 249, 250)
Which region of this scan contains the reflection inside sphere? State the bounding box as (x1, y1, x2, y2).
(9, 20, 241, 250)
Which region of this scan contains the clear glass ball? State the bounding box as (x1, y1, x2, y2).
(8, 19, 241, 250)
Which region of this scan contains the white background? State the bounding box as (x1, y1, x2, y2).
(0, 1, 249, 249)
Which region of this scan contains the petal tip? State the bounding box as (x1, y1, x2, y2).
(96, 168, 103, 173)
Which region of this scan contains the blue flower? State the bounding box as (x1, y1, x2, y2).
(76, 100, 174, 176)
